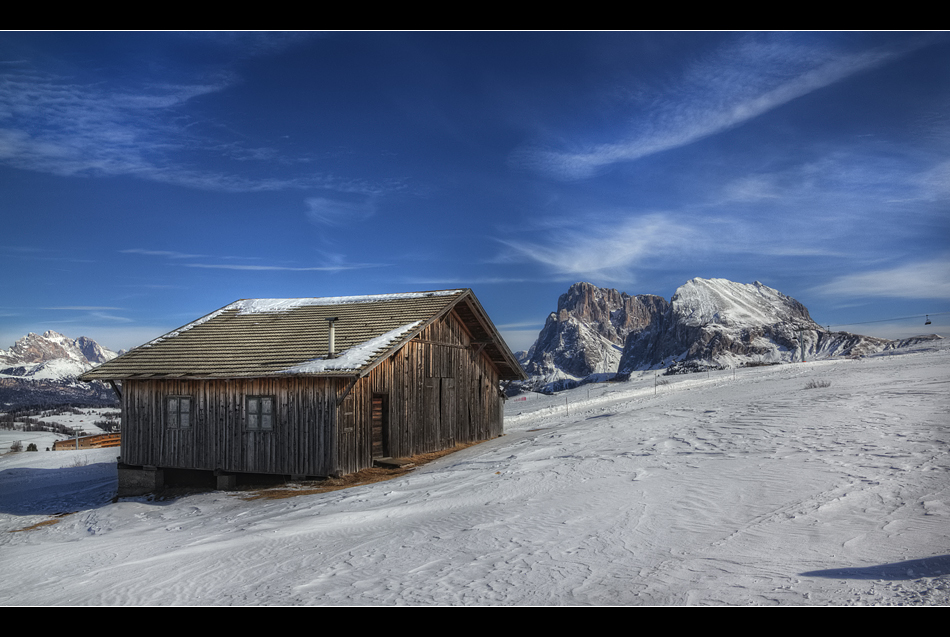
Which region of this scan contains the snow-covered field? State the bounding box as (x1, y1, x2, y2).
(1, 344, 948, 605)
(0, 408, 116, 454)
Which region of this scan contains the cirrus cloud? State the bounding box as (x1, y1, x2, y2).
(812, 257, 950, 299)
(513, 36, 915, 180)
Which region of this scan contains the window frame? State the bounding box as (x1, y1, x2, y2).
(166, 395, 193, 429)
(246, 395, 276, 431)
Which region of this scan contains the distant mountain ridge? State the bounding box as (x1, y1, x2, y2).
(0, 331, 119, 407)
(1, 330, 118, 379)
(519, 278, 942, 391)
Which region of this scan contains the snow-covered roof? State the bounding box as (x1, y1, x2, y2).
(280, 321, 423, 374)
(79, 289, 525, 381)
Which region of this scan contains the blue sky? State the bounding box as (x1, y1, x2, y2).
(2, 32, 948, 353)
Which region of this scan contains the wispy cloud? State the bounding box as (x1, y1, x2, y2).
(305, 197, 376, 226)
(710, 150, 948, 251)
(178, 32, 318, 60)
(0, 63, 229, 179)
(184, 263, 381, 272)
(0, 244, 96, 263)
(918, 159, 950, 200)
(0, 57, 393, 195)
(498, 214, 692, 281)
(497, 204, 870, 284)
(401, 276, 540, 288)
(122, 249, 207, 259)
(122, 247, 382, 272)
(87, 312, 134, 323)
(513, 35, 911, 180)
(812, 256, 950, 299)
(495, 321, 545, 330)
(43, 306, 123, 311)
(720, 174, 783, 202)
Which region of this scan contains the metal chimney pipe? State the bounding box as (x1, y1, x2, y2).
(326, 317, 338, 358)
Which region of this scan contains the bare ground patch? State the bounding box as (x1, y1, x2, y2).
(9, 512, 75, 533)
(241, 440, 485, 501)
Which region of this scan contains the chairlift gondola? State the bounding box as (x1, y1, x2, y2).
(925, 315, 931, 325)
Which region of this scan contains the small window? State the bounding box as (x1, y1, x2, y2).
(247, 396, 275, 431)
(167, 396, 192, 429)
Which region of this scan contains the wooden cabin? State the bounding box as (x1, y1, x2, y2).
(52, 433, 122, 451)
(79, 289, 526, 495)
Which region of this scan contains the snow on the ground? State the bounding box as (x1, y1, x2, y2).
(0, 430, 58, 454)
(0, 408, 115, 453)
(1, 344, 948, 605)
(33, 408, 113, 435)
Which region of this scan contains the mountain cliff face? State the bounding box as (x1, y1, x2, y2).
(0, 331, 119, 406)
(519, 278, 942, 390)
(521, 282, 668, 385)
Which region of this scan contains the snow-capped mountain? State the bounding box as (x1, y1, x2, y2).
(519, 278, 942, 390)
(618, 278, 940, 373)
(0, 331, 120, 406)
(1, 331, 118, 380)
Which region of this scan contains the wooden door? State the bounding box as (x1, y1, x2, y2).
(371, 394, 389, 459)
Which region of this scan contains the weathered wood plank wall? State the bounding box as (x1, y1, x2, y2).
(338, 310, 504, 474)
(121, 377, 337, 476)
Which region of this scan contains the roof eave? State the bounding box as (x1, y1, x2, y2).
(453, 291, 527, 381)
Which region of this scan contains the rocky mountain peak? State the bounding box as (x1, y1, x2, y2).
(76, 336, 115, 364)
(1, 331, 118, 377)
(556, 282, 628, 340)
(5, 331, 74, 364)
(521, 282, 669, 384)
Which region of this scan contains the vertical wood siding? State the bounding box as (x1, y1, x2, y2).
(121, 377, 338, 476)
(337, 311, 504, 473)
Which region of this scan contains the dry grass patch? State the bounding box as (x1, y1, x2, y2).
(242, 440, 485, 501)
(10, 512, 74, 533)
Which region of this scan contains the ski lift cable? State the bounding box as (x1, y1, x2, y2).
(824, 311, 950, 329)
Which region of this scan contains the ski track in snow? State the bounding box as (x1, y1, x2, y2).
(1, 345, 948, 605)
